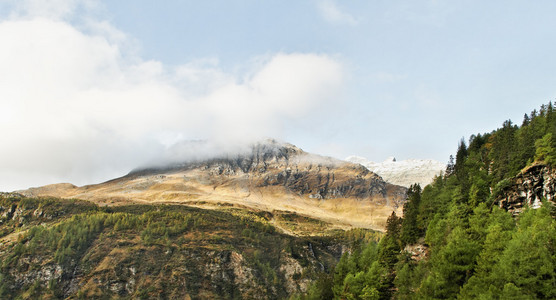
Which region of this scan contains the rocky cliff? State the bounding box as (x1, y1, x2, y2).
(494, 163, 556, 214)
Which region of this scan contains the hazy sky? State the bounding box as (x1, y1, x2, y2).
(1, 0, 556, 191)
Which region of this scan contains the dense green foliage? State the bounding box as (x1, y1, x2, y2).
(301, 103, 556, 299)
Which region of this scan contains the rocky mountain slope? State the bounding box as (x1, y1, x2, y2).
(21, 140, 407, 231)
(345, 155, 445, 188)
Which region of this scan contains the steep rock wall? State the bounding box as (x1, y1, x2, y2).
(495, 164, 556, 214)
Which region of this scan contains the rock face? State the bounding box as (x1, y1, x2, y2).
(345, 156, 445, 188)
(403, 240, 428, 262)
(494, 164, 556, 214)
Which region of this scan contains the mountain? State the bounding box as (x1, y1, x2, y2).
(21, 140, 407, 231)
(345, 155, 445, 188)
(1, 140, 404, 298)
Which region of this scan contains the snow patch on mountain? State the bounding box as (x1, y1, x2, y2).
(345, 155, 445, 188)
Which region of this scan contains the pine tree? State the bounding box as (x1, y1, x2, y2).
(400, 184, 422, 246)
(455, 139, 468, 177)
(535, 132, 556, 165)
(493, 206, 556, 299)
(445, 155, 455, 177)
(488, 119, 519, 182)
(421, 226, 480, 299)
(522, 113, 530, 126)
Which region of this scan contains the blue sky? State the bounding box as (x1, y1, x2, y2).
(1, 0, 556, 190)
(102, 0, 556, 157)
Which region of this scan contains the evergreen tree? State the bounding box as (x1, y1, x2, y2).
(488, 119, 519, 183)
(304, 273, 334, 300)
(400, 184, 422, 246)
(534, 132, 556, 165)
(332, 252, 353, 296)
(522, 113, 530, 126)
(445, 155, 455, 177)
(421, 226, 480, 299)
(454, 138, 468, 180)
(492, 205, 556, 299)
(516, 123, 536, 167)
(385, 211, 402, 240)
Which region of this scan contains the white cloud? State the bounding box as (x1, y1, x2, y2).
(0, 4, 345, 191)
(317, 0, 358, 26)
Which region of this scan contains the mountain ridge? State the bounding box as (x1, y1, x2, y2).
(20, 140, 407, 231)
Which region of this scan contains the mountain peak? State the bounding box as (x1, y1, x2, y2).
(384, 156, 397, 163)
(129, 139, 305, 176)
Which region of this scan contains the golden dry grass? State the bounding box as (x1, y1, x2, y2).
(20, 168, 402, 232)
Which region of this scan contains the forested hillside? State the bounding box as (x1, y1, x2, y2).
(302, 103, 556, 299)
(0, 194, 379, 299)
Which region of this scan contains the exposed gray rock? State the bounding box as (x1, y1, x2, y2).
(404, 240, 428, 262)
(128, 140, 407, 206)
(495, 164, 556, 214)
(8, 261, 63, 290)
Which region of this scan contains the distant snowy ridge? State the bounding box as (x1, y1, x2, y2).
(345, 155, 445, 188)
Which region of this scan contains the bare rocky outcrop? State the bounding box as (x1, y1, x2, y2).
(403, 239, 428, 262)
(494, 164, 556, 214)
